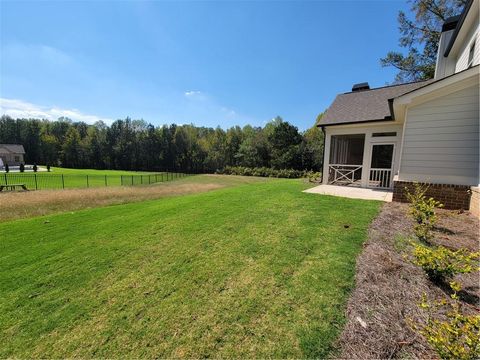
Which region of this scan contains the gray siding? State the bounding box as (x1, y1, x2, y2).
(400, 85, 479, 186)
(455, 15, 479, 72)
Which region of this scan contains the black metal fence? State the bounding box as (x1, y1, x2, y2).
(0, 172, 190, 191)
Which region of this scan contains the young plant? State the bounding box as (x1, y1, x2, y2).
(405, 183, 443, 244)
(304, 171, 321, 183)
(412, 244, 480, 283)
(413, 285, 480, 360)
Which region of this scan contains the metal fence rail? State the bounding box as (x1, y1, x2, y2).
(0, 172, 190, 191)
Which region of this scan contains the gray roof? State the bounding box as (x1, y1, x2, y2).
(318, 81, 431, 126)
(0, 144, 25, 154)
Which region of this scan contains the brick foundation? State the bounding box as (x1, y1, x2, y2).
(392, 181, 472, 210)
(469, 187, 480, 219)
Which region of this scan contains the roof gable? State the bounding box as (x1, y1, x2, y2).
(0, 144, 26, 154)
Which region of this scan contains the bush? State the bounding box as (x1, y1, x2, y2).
(412, 244, 480, 283)
(305, 171, 322, 183)
(216, 166, 307, 179)
(413, 288, 480, 360)
(405, 183, 443, 244)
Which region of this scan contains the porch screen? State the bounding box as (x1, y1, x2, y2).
(329, 134, 365, 165)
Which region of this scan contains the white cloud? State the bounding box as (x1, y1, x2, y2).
(0, 98, 113, 124)
(184, 90, 203, 98)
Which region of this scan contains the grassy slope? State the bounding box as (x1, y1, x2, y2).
(1, 167, 174, 189)
(0, 179, 380, 358)
(0, 175, 272, 222)
(47, 167, 163, 175)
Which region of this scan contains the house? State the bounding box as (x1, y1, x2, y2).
(317, 0, 479, 214)
(0, 144, 26, 167)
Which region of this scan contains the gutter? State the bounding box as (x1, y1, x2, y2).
(316, 118, 395, 127)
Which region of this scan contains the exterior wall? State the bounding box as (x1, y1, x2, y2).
(322, 122, 403, 188)
(0, 153, 24, 166)
(399, 84, 479, 186)
(470, 186, 480, 218)
(393, 180, 471, 210)
(435, 29, 457, 79)
(455, 13, 480, 72)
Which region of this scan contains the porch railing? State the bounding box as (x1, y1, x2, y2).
(328, 164, 362, 186)
(369, 168, 392, 189)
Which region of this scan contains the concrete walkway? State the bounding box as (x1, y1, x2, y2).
(303, 184, 393, 202)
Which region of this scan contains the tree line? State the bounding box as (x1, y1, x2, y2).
(0, 115, 324, 173)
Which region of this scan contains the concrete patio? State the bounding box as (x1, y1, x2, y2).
(303, 184, 393, 202)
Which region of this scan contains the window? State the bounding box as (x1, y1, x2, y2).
(372, 132, 397, 137)
(468, 40, 475, 67)
(14, 156, 20, 162)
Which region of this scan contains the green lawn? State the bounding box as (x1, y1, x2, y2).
(46, 167, 163, 175)
(0, 167, 183, 190)
(0, 179, 380, 358)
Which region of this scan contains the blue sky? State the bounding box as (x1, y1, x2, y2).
(0, 0, 409, 130)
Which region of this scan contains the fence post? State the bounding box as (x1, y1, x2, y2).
(34, 173, 38, 190)
(121, 175, 123, 186)
(62, 174, 65, 189)
(105, 175, 107, 187)
(86, 175, 89, 188)
(149, 175, 151, 184)
(141, 175, 143, 185)
(131, 175, 133, 185)
(4, 173, 7, 186)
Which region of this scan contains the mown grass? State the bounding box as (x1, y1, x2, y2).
(0, 167, 181, 190)
(47, 167, 163, 175)
(0, 175, 271, 222)
(0, 179, 380, 358)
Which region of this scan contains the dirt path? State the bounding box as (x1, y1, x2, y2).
(337, 202, 479, 359)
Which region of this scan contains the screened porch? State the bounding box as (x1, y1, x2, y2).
(327, 133, 394, 189)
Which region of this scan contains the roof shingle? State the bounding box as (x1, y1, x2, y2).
(318, 81, 431, 126)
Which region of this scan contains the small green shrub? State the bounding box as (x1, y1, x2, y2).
(305, 171, 322, 183)
(413, 287, 480, 360)
(412, 244, 480, 282)
(405, 183, 443, 244)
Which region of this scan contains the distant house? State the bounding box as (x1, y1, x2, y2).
(0, 144, 26, 166)
(317, 0, 479, 213)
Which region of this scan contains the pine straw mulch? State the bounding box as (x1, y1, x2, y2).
(336, 202, 479, 359)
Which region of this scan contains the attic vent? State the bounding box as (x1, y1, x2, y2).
(352, 82, 370, 92)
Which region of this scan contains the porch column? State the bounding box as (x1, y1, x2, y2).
(360, 132, 371, 188)
(322, 132, 331, 184)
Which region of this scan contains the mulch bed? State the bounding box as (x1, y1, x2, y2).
(336, 202, 479, 359)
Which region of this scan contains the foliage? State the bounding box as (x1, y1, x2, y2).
(0, 115, 324, 173)
(405, 182, 443, 244)
(412, 243, 480, 282)
(217, 166, 307, 178)
(306, 171, 322, 183)
(382, 0, 467, 83)
(414, 286, 480, 360)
